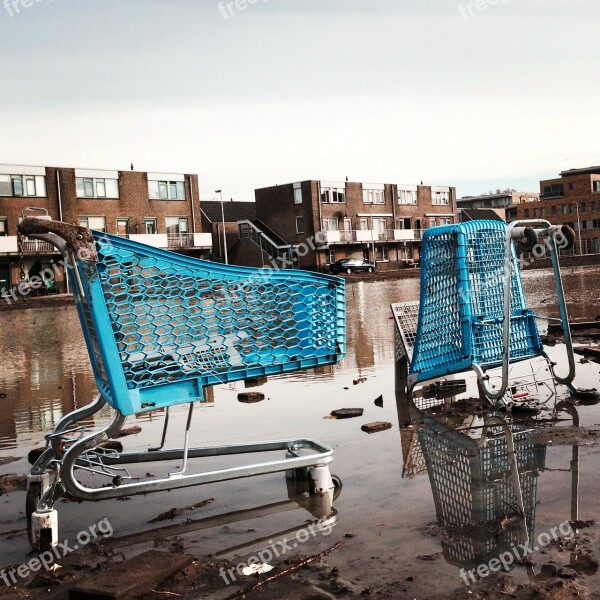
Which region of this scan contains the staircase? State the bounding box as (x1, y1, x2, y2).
(237, 220, 297, 268)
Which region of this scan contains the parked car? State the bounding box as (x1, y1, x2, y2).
(329, 258, 376, 274)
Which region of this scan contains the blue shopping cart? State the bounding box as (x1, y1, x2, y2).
(392, 220, 595, 409)
(19, 213, 346, 550)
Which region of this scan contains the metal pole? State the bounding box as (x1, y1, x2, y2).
(575, 201, 582, 256)
(215, 190, 228, 264)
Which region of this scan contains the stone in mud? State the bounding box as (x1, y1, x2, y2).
(331, 408, 364, 419)
(558, 567, 577, 579)
(361, 421, 392, 434)
(374, 395, 383, 407)
(238, 392, 265, 403)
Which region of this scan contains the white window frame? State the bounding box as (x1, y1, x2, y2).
(79, 216, 107, 232)
(144, 218, 157, 234)
(321, 187, 346, 204)
(375, 245, 389, 262)
(76, 177, 119, 199)
(295, 216, 305, 234)
(0, 218, 7, 236)
(293, 182, 303, 205)
(323, 217, 338, 231)
(149, 180, 186, 200)
(398, 187, 418, 205)
(363, 188, 385, 204)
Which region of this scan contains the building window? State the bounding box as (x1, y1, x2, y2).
(149, 180, 186, 200)
(0, 174, 46, 197)
(320, 187, 345, 203)
(524, 208, 530, 218)
(323, 217, 338, 231)
(592, 201, 599, 212)
(293, 182, 303, 204)
(534, 208, 539, 218)
(76, 177, 119, 199)
(562, 205, 568, 216)
(569, 204, 575, 214)
(541, 207, 546, 218)
(552, 206, 557, 216)
(0, 218, 7, 236)
(432, 190, 450, 205)
(375, 245, 388, 262)
(295, 216, 305, 234)
(593, 181, 600, 193)
(79, 216, 107, 232)
(438, 216, 452, 225)
(165, 217, 188, 234)
(398, 187, 418, 205)
(144, 218, 157, 234)
(358, 218, 368, 230)
(116, 219, 129, 236)
(396, 217, 412, 229)
(363, 188, 385, 204)
(327, 249, 335, 264)
(569, 182, 574, 191)
(543, 184, 564, 198)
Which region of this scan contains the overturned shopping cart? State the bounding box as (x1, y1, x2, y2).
(20, 214, 346, 550)
(392, 220, 595, 409)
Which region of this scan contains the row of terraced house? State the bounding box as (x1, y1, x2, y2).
(3, 162, 600, 295)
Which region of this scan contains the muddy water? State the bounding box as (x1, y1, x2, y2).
(0, 266, 599, 596)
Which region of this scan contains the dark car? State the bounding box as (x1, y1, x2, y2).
(329, 258, 376, 274)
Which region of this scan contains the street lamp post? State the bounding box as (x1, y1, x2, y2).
(215, 189, 228, 264)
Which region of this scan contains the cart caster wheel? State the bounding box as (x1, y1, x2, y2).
(29, 510, 58, 552)
(555, 225, 576, 251)
(332, 475, 342, 500)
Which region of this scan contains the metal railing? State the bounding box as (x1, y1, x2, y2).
(20, 239, 60, 254)
(167, 233, 194, 248)
(238, 221, 295, 267)
(322, 229, 423, 243)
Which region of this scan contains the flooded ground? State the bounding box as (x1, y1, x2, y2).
(0, 266, 599, 598)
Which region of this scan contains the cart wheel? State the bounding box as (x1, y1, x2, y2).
(332, 474, 342, 500)
(367, 267, 373, 273)
(517, 227, 538, 253)
(346, 268, 352, 274)
(26, 482, 42, 520)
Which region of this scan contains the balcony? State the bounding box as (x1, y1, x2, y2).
(0, 233, 213, 255)
(318, 229, 422, 245)
(0, 236, 59, 254)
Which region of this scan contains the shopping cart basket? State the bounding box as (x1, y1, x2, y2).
(19, 214, 346, 550)
(392, 220, 593, 408)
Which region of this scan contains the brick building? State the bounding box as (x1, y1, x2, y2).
(515, 166, 600, 254)
(457, 191, 539, 222)
(254, 180, 457, 271)
(0, 164, 211, 292)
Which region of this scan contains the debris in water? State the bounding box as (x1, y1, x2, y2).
(242, 563, 274, 576)
(331, 408, 364, 419)
(353, 377, 367, 385)
(238, 392, 265, 403)
(416, 553, 442, 561)
(374, 395, 383, 407)
(148, 499, 214, 523)
(361, 422, 392, 434)
(114, 425, 142, 438)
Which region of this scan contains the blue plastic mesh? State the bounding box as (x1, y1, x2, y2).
(410, 221, 542, 383)
(419, 420, 544, 569)
(70, 232, 346, 416)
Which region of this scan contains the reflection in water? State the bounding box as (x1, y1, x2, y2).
(398, 388, 546, 572)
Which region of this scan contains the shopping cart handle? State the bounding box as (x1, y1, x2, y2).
(18, 217, 97, 262)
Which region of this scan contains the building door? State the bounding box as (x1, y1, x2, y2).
(0, 263, 8, 290)
(343, 217, 353, 241)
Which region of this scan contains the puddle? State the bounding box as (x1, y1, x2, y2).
(0, 267, 599, 597)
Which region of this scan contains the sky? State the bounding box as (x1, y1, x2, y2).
(2, 0, 600, 202)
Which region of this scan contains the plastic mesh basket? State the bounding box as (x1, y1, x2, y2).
(70, 232, 346, 415)
(410, 221, 542, 383)
(419, 419, 545, 568)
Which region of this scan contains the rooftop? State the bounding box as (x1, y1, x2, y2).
(559, 166, 600, 178)
(201, 200, 257, 223)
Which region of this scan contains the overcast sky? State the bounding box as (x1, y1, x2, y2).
(2, 0, 600, 201)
